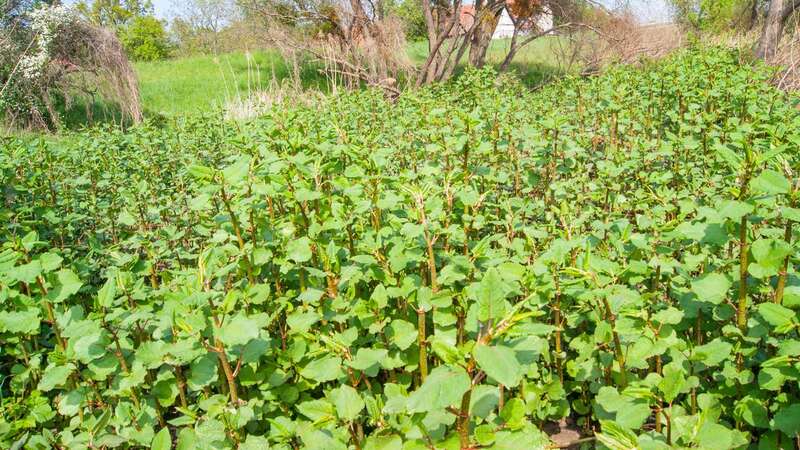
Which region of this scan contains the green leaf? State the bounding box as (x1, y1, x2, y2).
(239, 435, 271, 450)
(714, 144, 741, 172)
(222, 156, 250, 184)
(300, 356, 343, 383)
(653, 307, 683, 325)
(297, 288, 325, 304)
(48, 269, 82, 303)
(364, 435, 402, 450)
(287, 237, 313, 263)
(8, 260, 41, 284)
(188, 353, 218, 389)
(475, 424, 496, 446)
(347, 348, 389, 376)
(691, 273, 730, 304)
(749, 238, 792, 279)
(91, 408, 111, 435)
(499, 398, 526, 430)
(752, 169, 790, 195)
(476, 268, 508, 322)
(188, 164, 216, 180)
(218, 314, 260, 347)
(595, 421, 639, 450)
(298, 424, 347, 450)
(97, 276, 117, 308)
(57, 389, 85, 416)
(38, 364, 75, 392)
(387, 320, 416, 350)
(474, 344, 523, 387)
(773, 404, 800, 435)
(692, 338, 733, 367)
(407, 365, 470, 413)
(758, 303, 797, 333)
(73, 332, 108, 364)
(328, 385, 364, 421)
(695, 422, 748, 450)
(735, 396, 769, 428)
(151, 427, 171, 450)
(0, 309, 40, 334)
(658, 363, 686, 403)
(296, 399, 334, 421)
(782, 206, 800, 222)
(717, 200, 753, 220)
(117, 209, 137, 226)
(39, 252, 62, 272)
(429, 335, 462, 365)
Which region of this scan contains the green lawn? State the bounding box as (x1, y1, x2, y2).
(134, 50, 326, 116)
(133, 38, 564, 117)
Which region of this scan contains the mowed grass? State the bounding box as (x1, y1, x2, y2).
(133, 38, 564, 117)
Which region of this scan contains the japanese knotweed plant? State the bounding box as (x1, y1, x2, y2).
(2, 48, 800, 450)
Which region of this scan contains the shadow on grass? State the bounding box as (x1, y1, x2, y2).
(499, 60, 565, 87)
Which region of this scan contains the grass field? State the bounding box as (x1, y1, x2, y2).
(133, 38, 564, 117)
(134, 50, 326, 117)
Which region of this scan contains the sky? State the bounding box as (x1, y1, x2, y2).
(66, 0, 675, 24)
(609, 0, 674, 24)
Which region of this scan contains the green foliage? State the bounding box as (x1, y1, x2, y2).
(391, 0, 427, 41)
(76, 0, 154, 27)
(3, 47, 800, 449)
(669, 0, 762, 32)
(119, 15, 171, 61)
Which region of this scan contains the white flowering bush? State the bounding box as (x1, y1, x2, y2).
(0, 5, 77, 128)
(1, 4, 141, 130)
(20, 6, 77, 78)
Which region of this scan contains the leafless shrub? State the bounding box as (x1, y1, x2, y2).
(705, 23, 800, 92)
(767, 20, 800, 91)
(553, 12, 685, 75)
(59, 24, 143, 125)
(264, 15, 410, 97)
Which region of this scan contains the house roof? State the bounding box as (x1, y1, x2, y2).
(459, 5, 476, 30)
(457, 1, 549, 33)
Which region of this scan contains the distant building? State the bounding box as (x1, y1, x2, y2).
(458, 1, 554, 39)
(493, 4, 553, 38)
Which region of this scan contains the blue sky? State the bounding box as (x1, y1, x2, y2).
(66, 0, 674, 24)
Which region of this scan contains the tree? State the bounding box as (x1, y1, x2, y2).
(76, 0, 170, 60)
(119, 15, 171, 60)
(416, 0, 602, 84)
(670, 0, 764, 32)
(415, 0, 502, 85)
(76, 0, 154, 27)
(171, 0, 239, 53)
(468, 0, 506, 68)
(755, 0, 800, 59)
(392, 0, 427, 40)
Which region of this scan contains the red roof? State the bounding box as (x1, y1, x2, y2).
(459, 5, 476, 30)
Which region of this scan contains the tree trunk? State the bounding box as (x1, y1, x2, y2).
(468, 2, 502, 67)
(747, 0, 759, 30)
(348, 0, 371, 41)
(756, 0, 799, 59)
(499, 29, 520, 71)
(417, 0, 462, 85)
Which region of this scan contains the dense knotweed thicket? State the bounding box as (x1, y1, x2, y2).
(3, 48, 800, 449)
